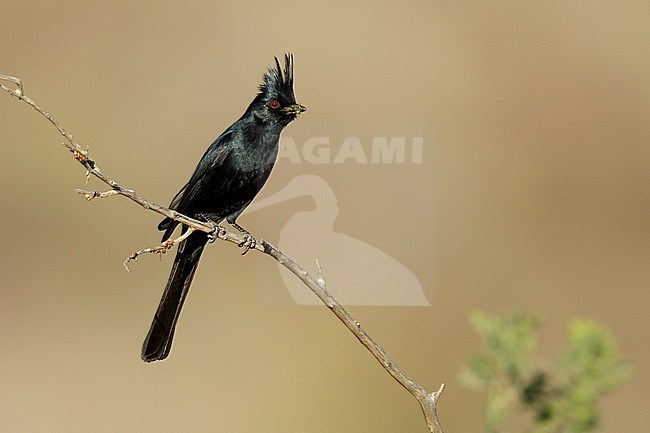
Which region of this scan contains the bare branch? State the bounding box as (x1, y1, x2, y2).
(315, 258, 327, 288)
(75, 189, 120, 201)
(262, 241, 445, 432)
(0, 75, 215, 236)
(0, 73, 24, 96)
(124, 227, 198, 272)
(0, 74, 445, 433)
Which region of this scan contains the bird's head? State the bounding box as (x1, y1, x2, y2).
(247, 54, 306, 126)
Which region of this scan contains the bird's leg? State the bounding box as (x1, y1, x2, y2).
(196, 213, 227, 244)
(231, 222, 257, 255)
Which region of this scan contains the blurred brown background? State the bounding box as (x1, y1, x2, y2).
(1, 1, 649, 432)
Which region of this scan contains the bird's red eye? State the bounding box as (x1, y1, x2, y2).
(269, 100, 280, 109)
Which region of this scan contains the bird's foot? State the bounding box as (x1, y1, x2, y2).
(229, 222, 256, 255)
(207, 225, 226, 243)
(238, 234, 257, 255)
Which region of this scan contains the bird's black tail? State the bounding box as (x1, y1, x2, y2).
(141, 230, 208, 362)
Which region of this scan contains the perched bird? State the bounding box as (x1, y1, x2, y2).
(142, 54, 306, 362)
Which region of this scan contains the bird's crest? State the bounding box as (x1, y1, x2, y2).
(258, 53, 296, 102)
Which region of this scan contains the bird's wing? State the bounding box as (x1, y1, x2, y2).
(173, 133, 234, 212)
(158, 130, 234, 239)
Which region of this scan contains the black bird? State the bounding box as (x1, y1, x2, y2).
(142, 54, 305, 362)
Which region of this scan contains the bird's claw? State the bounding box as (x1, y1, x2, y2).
(208, 225, 226, 243)
(238, 234, 257, 255)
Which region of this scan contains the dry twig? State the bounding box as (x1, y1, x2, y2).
(124, 227, 196, 272)
(0, 74, 445, 433)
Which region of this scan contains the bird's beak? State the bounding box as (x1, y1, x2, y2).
(284, 103, 307, 115)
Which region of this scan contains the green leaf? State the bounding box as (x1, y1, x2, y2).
(460, 311, 630, 433)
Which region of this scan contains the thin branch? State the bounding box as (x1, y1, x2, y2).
(263, 241, 445, 432)
(1, 74, 445, 433)
(0, 73, 24, 96)
(75, 188, 120, 201)
(0, 75, 217, 236)
(315, 258, 327, 288)
(124, 227, 196, 272)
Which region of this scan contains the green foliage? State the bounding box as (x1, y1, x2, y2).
(460, 311, 629, 433)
